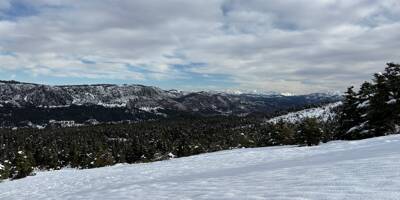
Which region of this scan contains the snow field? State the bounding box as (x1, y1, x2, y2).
(0, 134, 400, 200)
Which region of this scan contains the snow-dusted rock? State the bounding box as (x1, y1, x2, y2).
(268, 102, 342, 123)
(0, 80, 342, 116)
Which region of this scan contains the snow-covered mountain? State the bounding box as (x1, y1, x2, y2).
(220, 89, 282, 96)
(0, 80, 344, 128)
(268, 102, 342, 123)
(1, 134, 399, 200)
(0, 80, 342, 116)
(0, 80, 178, 107)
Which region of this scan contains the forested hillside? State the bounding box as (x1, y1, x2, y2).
(0, 116, 334, 180)
(1, 63, 399, 181)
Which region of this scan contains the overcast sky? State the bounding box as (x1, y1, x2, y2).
(0, 0, 399, 94)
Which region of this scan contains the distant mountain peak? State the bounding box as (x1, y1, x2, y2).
(0, 80, 342, 117)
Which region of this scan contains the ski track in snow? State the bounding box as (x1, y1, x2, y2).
(1, 135, 400, 200)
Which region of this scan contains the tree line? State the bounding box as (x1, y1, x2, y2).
(1, 63, 398, 181)
(339, 63, 400, 139)
(0, 115, 333, 180)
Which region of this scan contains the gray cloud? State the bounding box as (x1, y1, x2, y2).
(0, 0, 399, 93)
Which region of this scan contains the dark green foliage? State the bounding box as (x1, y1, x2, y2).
(0, 104, 157, 127)
(270, 121, 296, 145)
(320, 116, 339, 143)
(339, 63, 400, 139)
(0, 116, 262, 180)
(296, 118, 323, 146)
(367, 63, 400, 134)
(11, 151, 34, 179)
(0, 114, 337, 180)
(368, 73, 392, 135)
(338, 86, 361, 137)
(0, 160, 12, 180)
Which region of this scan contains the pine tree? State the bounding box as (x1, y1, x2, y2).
(271, 121, 296, 145)
(352, 81, 375, 137)
(369, 72, 392, 136)
(12, 151, 34, 179)
(339, 86, 362, 139)
(0, 160, 12, 180)
(383, 63, 400, 130)
(338, 63, 400, 139)
(296, 118, 323, 146)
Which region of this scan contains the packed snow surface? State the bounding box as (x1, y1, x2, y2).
(1, 134, 400, 200)
(268, 102, 342, 123)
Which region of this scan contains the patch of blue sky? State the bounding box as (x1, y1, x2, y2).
(360, 12, 400, 28)
(124, 63, 235, 90)
(126, 64, 155, 74)
(175, 73, 236, 90)
(171, 62, 207, 70)
(134, 73, 236, 91)
(0, 71, 236, 91)
(0, 71, 142, 86)
(0, 1, 38, 21)
(0, 69, 28, 82)
(166, 63, 237, 90)
(0, 51, 16, 57)
(0, 61, 236, 91)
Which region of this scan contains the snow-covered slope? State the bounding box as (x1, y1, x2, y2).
(268, 102, 342, 123)
(1, 134, 400, 200)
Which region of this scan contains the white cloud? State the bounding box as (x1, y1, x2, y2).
(0, 0, 399, 93)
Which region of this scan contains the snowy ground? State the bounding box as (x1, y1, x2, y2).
(268, 102, 342, 124)
(1, 134, 400, 200)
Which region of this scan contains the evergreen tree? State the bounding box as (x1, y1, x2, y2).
(0, 160, 12, 180)
(368, 72, 392, 136)
(11, 151, 34, 179)
(271, 121, 296, 145)
(296, 118, 323, 146)
(337, 63, 400, 139)
(339, 86, 361, 138)
(351, 81, 375, 138)
(383, 63, 400, 130)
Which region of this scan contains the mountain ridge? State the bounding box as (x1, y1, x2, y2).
(0, 80, 342, 127)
